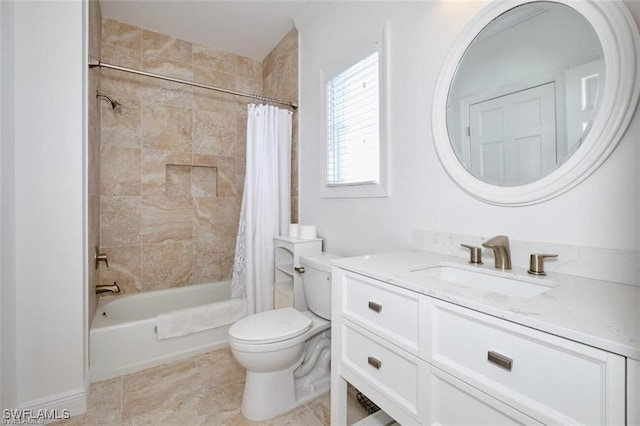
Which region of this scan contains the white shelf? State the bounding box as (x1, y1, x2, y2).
(276, 264, 294, 277)
(273, 235, 322, 311)
(274, 236, 323, 244)
(275, 280, 293, 291)
(352, 410, 397, 426)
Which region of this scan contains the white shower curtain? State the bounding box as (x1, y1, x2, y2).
(231, 104, 292, 315)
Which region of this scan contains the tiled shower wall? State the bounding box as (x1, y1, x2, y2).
(263, 28, 299, 223)
(98, 18, 298, 294)
(88, 0, 102, 319)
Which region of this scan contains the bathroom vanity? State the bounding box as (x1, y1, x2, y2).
(328, 0, 640, 422)
(330, 251, 639, 425)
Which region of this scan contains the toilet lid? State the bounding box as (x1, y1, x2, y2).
(229, 308, 313, 344)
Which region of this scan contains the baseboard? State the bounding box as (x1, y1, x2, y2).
(14, 385, 87, 423)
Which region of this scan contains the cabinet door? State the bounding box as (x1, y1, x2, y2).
(629, 358, 640, 425)
(429, 367, 542, 426)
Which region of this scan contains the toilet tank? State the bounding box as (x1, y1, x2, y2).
(300, 253, 340, 320)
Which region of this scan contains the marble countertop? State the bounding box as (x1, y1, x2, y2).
(332, 250, 640, 360)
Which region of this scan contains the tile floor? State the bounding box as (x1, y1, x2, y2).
(59, 348, 369, 425)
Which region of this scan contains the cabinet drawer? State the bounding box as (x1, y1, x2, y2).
(340, 271, 420, 354)
(428, 299, 625, 425)
(430, 366, 542, 425)
(340, 323, 420, 419)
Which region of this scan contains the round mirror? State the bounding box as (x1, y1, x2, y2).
(448, 2, 603, 187)
(433, 0, 640, 205)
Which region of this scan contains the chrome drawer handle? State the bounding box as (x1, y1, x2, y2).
(368, 301, 382, 313)
(488, 351, 512, 371)
(367, 356, 382, 369)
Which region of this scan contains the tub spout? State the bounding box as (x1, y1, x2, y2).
(96, 283, 120, 295)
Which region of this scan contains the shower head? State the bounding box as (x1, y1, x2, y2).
(96, 92, 122, 111)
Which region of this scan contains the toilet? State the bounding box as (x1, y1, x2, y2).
(228, 252, 339, 421)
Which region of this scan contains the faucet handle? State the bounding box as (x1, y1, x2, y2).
(528, 254, 558, 276)
(96, 253, 109, 269)
(461, 244, 483, 265)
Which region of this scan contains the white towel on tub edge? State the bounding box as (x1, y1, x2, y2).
(156, 297, 247, 340)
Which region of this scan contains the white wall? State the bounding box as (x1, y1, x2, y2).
(0, 0, 18, 410)
(298, 1, 639, 262)
(451, 5, 601, 100)
(1, 0, 87, 412)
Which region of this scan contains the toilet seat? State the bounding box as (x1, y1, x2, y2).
(228, 307, 313, 344)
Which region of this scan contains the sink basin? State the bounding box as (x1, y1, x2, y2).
(412, 263, 554, 297)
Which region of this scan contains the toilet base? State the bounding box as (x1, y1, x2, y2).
(239, 335, 331, 422)
(240, 363, 330, 421)
(241, 363, 297, 421)
(294, 343, 331, 401)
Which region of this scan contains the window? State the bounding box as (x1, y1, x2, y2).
(323, 41, 388, 198)
(326, 51, 379, 186)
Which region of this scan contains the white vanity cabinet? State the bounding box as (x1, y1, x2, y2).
(332, 269, 428, 425)
(331, 268, 627, 425)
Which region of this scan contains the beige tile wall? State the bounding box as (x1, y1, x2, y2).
(88, 0, 102, 319)
(263, 27, 299, 223)
(99, 18, 298, 294)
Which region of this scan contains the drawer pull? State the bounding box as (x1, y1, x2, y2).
(368, 301, 382, 313)
(367, 356, 382, 369)
(488, 351, 512, 371)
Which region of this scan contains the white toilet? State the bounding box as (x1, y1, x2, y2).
(228, 252, 339, 421)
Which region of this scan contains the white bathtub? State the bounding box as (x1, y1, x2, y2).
(90, 281, 235, 381)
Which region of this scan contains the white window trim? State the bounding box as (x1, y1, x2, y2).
(320, 24, 390, 199)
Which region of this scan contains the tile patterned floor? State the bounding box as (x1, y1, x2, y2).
(59, 348, 369, 425)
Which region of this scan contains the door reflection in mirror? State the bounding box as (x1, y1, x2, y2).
(447, 2, 604, 187)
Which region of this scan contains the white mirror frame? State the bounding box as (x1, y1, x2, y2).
(432, 0, 640, 206)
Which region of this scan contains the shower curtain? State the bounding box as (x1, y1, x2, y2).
(231, 104, 292, 315)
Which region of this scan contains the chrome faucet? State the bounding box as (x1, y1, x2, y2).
(482, 235, 512, 271)
(96, 282, 120, 295)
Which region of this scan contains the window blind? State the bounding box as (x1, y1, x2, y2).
(326, 51, 380, 186)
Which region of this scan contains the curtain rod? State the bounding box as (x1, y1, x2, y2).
(88, 57, 298, 110)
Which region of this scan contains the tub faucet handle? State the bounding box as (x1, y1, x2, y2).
(95, 248, 109, 269)
(460, 244, 483, 264)
(528, 254, 558, 276)
(96, 282, 120, 295)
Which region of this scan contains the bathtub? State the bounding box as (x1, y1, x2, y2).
(90, 281, 236, 381)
